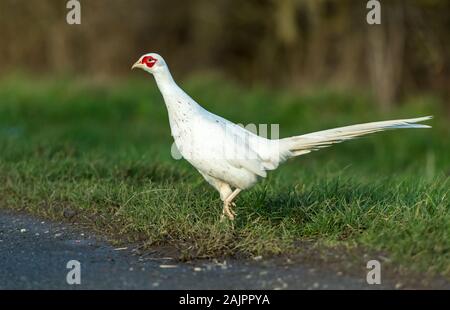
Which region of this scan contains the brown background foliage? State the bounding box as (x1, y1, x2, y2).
(0, 0, 448, 109)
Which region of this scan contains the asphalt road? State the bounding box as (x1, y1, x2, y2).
(0, 209, 422, 289)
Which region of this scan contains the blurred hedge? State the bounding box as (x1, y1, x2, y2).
(0, 0, 448, 110)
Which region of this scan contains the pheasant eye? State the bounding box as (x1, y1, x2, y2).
(142, 56, 157, 68)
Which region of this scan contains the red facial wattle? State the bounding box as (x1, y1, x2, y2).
(141, 56, 157, 68)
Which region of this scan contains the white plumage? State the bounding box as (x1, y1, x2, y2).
(132, 53, 432, 220)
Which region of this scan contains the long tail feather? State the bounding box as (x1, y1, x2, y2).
(280, 116, 432, 157)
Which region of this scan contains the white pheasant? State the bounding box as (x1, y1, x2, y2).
(132, 53, 431, 220)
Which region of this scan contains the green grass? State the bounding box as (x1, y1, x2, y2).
(0, 75, 449, 277)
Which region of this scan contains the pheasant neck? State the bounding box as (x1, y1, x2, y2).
(153, 69, 179, 96)
(153, 68, 201, 123)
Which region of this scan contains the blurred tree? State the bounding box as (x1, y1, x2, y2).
(367, 1, 405, 110)
(0, 0, 448, 111)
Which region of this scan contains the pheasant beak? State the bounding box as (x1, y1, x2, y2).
(131, 60, 142, 70)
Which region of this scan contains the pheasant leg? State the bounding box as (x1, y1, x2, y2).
(221, 189, 241, 220)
